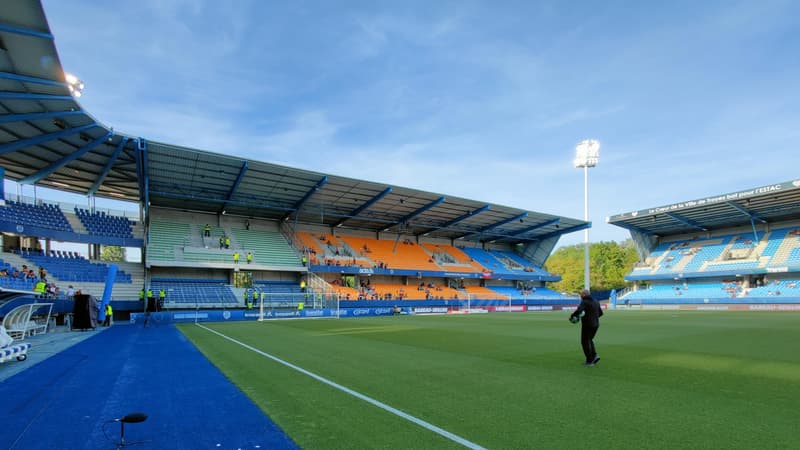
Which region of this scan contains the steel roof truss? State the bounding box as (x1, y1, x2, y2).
(19, 130, 113, 184)
(88, 136, 128, 196)
(0, 109, 84, 124)
(725, 201, 766, 223)
(417, 204, 490, 236)
(220, 160, 248, 214)
(334, 186, 392, 228)
(0, 23, 53, 39)
(281, 176, 328, 221)
(665, 212, 708, 231)
(383, 196, 446, 232)
(509, 217, 561, 236)
(0, 122, 96, 155)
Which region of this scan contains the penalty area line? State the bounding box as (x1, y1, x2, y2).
(195, 323, 486, 450)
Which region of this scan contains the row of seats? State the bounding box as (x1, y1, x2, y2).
(460, 247, 552, 277)
(625, 279, 800, 301)
(75, 208, 134, 238)
(631, 227, 800, 276)
(297, 232, 550, 276)
(0, 201, 72, 232)
(21, 252, 132, 283)
(487, 286, 567, 300)
(12, 248, 81, 259)
(149, 279, 238, 305)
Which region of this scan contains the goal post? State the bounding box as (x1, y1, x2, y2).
(257, 291, 340, 321)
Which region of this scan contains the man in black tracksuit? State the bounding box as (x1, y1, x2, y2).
(570, 290, 603, 365)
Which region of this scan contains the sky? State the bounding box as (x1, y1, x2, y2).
(31, 0, 800, 248)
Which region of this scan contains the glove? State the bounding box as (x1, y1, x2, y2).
(569, 316, 579, 324)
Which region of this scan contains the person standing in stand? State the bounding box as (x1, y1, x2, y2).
(103, 303, 113, 326)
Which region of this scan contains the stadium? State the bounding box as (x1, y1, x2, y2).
(2, 2, 799, 449)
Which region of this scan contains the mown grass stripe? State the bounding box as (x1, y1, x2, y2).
(195, 322, 487, 450)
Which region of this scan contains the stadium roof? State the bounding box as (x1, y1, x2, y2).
(607, 180, 800, 237)
(0, 1, 588, 245)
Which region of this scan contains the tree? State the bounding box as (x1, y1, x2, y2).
(101, 246, 126, 262)
(545, 240, 639, 293)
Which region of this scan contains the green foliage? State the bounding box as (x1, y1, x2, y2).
(545, 239, 639, 293)
(100, 245, 125, 262)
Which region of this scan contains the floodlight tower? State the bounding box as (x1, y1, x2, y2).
(574, 139, 600, 292)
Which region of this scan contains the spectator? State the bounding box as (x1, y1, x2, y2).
(103, 303, 113, 326)
(34, 278, 47, 298)
(67, 285, 75, 300)
(245, 219, 250, 230)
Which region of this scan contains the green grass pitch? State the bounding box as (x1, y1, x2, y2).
(178, 311, 800, 449)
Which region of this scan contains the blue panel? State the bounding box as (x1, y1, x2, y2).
(98, 265, 118, 321)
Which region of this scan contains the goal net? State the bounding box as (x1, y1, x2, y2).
(257, 291, 341, 321)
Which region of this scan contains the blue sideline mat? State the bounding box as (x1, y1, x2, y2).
(0, 324, 298, 450)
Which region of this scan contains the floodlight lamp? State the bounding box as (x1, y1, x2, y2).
(574, 139, 600, 168)
(64, 72, 84, 98)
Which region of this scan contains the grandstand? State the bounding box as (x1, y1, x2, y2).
(0, 0, 589, 321)
(609, 180, 800, 307)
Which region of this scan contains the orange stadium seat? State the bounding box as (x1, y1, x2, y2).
(337, 236, 440, 271)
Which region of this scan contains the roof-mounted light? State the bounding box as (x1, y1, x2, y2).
(65, 72, 84, 98)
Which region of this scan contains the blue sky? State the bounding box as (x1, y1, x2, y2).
(34, 0, 800, 248)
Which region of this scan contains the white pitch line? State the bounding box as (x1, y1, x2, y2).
(195, 323, 486, 450)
